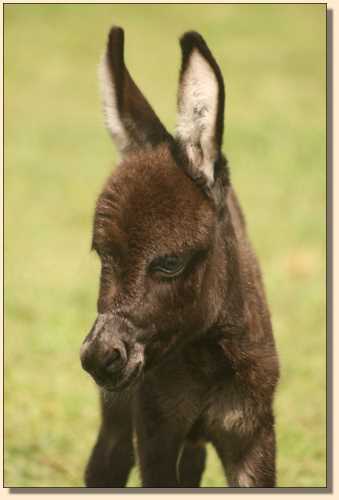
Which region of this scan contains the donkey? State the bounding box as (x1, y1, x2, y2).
(80, 26, 279, 488)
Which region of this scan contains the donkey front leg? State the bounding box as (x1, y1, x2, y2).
(135, 390, 192, 488)
(213, 420, 276, 488)
(85, 392, 135, 487)
(136, 419, 183, 487)
(178, 440, 207, 487)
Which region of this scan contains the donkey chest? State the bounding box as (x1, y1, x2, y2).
(140, 347, 236, 426)
(204, 385, 259, 439)
(139, 356, 212, 425)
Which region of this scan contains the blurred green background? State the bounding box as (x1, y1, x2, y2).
(4, 4, 326, 488)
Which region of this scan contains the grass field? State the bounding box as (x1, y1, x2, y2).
(4, 4, 326, 488)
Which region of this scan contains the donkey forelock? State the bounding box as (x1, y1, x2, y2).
(92, 145, 215, 259)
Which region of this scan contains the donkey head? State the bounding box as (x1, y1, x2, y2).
(80, 27, 230, 392)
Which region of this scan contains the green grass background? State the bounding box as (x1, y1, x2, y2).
(4, 4, 326, 488)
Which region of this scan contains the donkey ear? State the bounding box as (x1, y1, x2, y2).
(175, 32, 225, 186)
(99, 27, 170, 156)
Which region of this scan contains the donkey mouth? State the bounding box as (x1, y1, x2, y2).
(99, 362, 143, 392)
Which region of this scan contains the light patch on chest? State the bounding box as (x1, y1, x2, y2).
(223, 408, 244, 432)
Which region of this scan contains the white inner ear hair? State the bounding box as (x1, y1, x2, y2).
(176, 49, 219, 185)
(98, 55, 129, 154)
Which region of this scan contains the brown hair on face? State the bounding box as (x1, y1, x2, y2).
(92, 144, 227, 349)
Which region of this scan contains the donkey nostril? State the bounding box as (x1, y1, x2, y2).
(110, 349, 121, 362)
(105, 349, 123, 374)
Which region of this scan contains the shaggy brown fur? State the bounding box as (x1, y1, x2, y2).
(80, 27, 279, 488)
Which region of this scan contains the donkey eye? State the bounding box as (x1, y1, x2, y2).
(150, 255, 187, 278)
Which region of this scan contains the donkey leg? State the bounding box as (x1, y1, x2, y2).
(136, 423, 183, 487)
(135, 397, 186, 488)
(214, 424, 276, 488)
(85, 392, 135, 487)
(178, 440, 207, 487)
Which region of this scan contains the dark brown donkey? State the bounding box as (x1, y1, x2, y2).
(80, 27, 279, 488)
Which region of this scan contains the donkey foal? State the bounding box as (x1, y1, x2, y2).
(80, 27, 279, 488)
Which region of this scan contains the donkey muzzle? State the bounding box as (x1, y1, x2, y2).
(80, 314, 144, 391)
